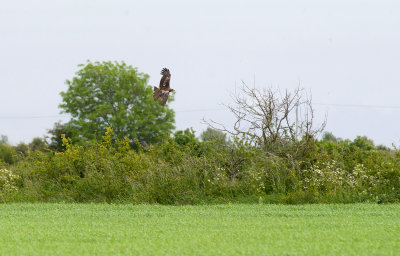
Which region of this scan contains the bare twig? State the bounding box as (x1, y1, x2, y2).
(204, 82, 326, 159)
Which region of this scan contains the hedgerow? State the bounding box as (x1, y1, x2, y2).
(2, 128, 400, 204)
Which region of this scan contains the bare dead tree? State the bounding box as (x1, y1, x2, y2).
(204, 82, 325, 159)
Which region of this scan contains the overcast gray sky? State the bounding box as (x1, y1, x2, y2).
(1, 0, 399, 146)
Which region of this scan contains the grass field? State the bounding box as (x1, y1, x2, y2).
(0, 203, 399, 255)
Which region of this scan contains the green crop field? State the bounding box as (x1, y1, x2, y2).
(0, 203, 399, 255)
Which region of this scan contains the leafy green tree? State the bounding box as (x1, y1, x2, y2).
(174, 128, 199, 146)
(200, 127, 227, 143)
(0, 135, 8, 144)
(173, 128, 207, 156)
(15, 142, 29, 157)
(351, 136, 375, 151)
(47, 122, 81, 151)
(59, 61, 175, 143)
(0, 144, 16, 165)
(0, 135, 16, 165)
(321, 132, 342, 143)
(29, 137, 48, 152)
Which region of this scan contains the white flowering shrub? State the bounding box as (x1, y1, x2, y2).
(302, 160, 350, 192)
(351, 163, 380, 196)
(206, 167, 228, 185)
(203, 167, 232, 196)
(302, 161, 371, 193)
(244, 167, 266, 195)
(0, 169, 20, 193)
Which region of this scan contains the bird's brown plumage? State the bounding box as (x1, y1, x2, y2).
(159, 68, 171, 90)
(153, 68, 174, 106)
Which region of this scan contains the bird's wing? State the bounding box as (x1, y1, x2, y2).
(159, 68, 171, 90)
(153, 87, 161, 101)
(160, 91, 169, 106)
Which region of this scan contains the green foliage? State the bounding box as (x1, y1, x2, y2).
(29, 137, 48, 152)
(351, 136, 375, 150)
(7, 129, 263, 203)
(0, 168, 20, 196)
(59, 61, 175, 144)
(200, 127, 227, 143)
(0, 135, 8, 144)
(0, 143, 17, 165)
(174, 128, 198, 146)
(14, 143, 29, 157)
(47, 122, 81, 151)
(321, 131, 342, 143)
(173, 128, 208, 157)
(3, 128, 400, 204)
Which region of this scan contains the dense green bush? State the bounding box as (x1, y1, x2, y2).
(5, 128, 254, 203)
(2, 129, 400, 204)
(0, 143, 17, 165)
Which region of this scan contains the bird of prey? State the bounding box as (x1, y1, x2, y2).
(153, 68, 174, 106)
